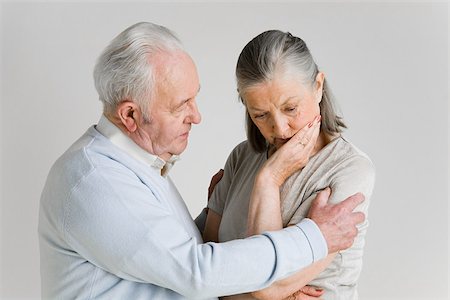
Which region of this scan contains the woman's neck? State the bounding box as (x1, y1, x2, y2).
(311, 131, 336, 157)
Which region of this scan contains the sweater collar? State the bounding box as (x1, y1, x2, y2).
(96, 115, 179, 177)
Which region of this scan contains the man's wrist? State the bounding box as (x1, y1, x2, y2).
(295, 218, 328, 262)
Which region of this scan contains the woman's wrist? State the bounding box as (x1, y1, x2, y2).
(256, 166, 284, 188)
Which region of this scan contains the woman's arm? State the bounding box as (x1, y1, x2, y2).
(253, 256, 335, 300)
(247, 116, 321, 235)
(247, 118, 334, 300)
(248, 174, 336, 300)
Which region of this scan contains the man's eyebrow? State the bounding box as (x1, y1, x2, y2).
(175, 85, 201, 109)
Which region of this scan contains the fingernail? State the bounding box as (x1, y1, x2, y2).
(315, 288, 323, 292)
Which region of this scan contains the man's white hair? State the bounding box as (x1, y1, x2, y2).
(93, 22, 184, 120)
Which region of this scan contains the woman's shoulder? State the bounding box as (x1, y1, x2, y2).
(324, 137, 376, 195)
(335, 136, 375, 172)
(316, 137, 376, 204)
(229, 140, 262, 159)
(320, 136, 375, 173)
(224, 140, 266, 171)
(232, 140, 252, 153)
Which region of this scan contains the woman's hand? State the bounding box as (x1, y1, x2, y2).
(282, 286, 324, 300)
(260, 115, 321, 187)
(248, 115, 321, 234)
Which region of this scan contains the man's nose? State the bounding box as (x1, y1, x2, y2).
(187, 100, 201, 124)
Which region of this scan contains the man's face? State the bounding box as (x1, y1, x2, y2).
(138, 51, 201, 160)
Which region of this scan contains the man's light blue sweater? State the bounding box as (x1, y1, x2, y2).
(38, 121, 327, 299)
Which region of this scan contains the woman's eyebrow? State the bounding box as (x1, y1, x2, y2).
(281, 96, 300, 105)
(247, 105, 265, 112)
(248, 96, 300, 111)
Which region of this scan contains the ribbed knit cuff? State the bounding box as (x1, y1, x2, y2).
(295, 218, 328, 262)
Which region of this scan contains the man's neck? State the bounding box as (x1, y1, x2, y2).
(104, 114, 172, 161)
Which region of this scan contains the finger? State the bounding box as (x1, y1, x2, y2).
(350, 211, 366, 225)
(338, 192, 365, 213)
(212, 169, 224, 182)
(310, 187, 331, 210)
(293, 293, 321, 300)
(300, 286, 325, 297)
(208, 169, 224, 199)
(307, 119, 321, 149)
(301, 119, 321, 150)
(209, 169, 224, 186)
(290, 115, 319, 145)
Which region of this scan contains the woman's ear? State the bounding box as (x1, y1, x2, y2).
(117, 101, 140, 133)
(315, 72, 325, 103)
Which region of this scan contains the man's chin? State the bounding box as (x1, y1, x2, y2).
(171, 142, 188, 156)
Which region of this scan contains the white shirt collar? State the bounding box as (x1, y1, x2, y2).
(96, 115, 179, 177)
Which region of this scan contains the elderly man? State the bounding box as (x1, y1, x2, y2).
(39, 22, 364, 299)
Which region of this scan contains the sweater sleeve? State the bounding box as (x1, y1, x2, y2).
(64, 165, 327, 298)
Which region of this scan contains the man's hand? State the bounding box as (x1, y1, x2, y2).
(208, 169, 224, 200)
(283, 286, 324, 300)
(308, 188, 365, 253)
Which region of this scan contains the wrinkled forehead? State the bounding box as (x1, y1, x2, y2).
(242, 69, 313, 93)
(243, 72, 313, 98)
(151, 51, 200, 104)
(151, 50, 195, 77)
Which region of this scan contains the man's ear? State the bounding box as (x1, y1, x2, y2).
(117, 101, 140, 133)
(315, 72, 325, 103)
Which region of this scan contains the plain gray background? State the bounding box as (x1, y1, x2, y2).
(0, 1, 448, 299)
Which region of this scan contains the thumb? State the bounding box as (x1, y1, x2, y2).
(312, 187, 331, 209)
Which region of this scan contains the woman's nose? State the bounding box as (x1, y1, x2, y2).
(272, 115, 289, 137)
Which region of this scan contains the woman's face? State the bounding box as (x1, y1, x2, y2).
(243, 72, 324, 150)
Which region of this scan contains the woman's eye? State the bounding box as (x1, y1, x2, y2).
(254, 113, 267, 119)
(285, 106, 297, 113)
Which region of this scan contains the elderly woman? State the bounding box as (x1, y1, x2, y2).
(203, 30, 375, 299)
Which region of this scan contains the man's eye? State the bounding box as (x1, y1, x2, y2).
(176, 100, 189, 112)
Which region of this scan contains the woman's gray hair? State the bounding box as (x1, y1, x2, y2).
(93, 22, 183, 120)
(236, 30, 346, 152)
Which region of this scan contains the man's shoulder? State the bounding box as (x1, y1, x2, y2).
(48, 126, 126, 188)
(51, 127, 96, 173)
